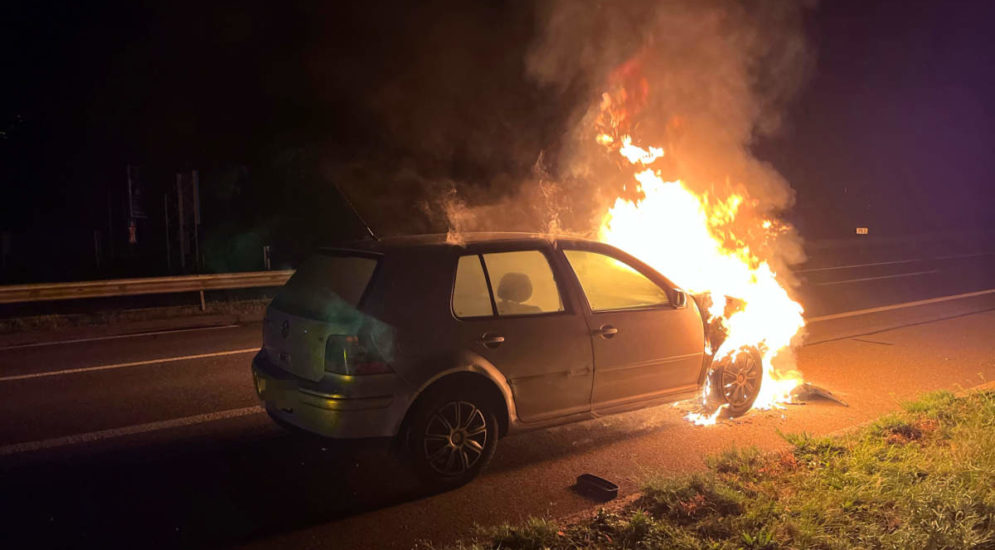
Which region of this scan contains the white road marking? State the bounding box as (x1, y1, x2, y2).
(934, 251, 995, 262)
(813, 269, 939, 286)
(2, 287, 993, 457)
(797, 251, 993, 273)
(0, 348, 258, 382)
(0, 324, 241, 351)
(798, 258, 925, 273)
(0, 406, 265, 457)
(807, 288, 995, 323)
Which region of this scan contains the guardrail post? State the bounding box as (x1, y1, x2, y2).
(199, 290, 206, 311)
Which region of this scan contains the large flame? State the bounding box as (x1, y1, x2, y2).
(596, 135, 805, 424)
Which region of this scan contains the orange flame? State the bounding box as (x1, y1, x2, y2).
(595, 136, 805, 424)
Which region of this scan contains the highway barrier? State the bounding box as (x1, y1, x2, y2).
(0, 271, 294, 308)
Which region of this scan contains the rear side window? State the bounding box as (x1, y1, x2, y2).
(452, 255, 493, 317)
(564, 249, 670, 312)
(271, 253, 378, 320)
(452, 250, 564, 318)
(484, 251, 564, 316)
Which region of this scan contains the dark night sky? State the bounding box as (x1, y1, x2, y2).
(764, 0, 995, 237)
(1, 0, 993, 280)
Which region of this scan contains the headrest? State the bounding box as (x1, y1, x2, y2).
(497, 272, 533, 304)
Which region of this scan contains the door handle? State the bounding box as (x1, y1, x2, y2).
(480, 333, 505, 349)
(596, 325, 619, 339)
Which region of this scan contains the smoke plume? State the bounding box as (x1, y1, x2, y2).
(431, 0, 814, 277)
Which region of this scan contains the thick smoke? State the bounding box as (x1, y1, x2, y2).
(436, 0, 814, 278)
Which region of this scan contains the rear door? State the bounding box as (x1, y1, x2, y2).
(560, 246, 704, 410)
(451, 245, 594, 422)
(264, 251, 380, 381)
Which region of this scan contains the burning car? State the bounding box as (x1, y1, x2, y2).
(251, 232, 762, 488)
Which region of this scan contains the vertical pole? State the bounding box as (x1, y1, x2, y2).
(126, 165, 133, 217)
(177, 174, 186, 273)
(0, 231, 8, 274)
(164, 193, 172, 273)
(199, 289, 206, 311)
(106, 190, 114, 263)
(126, 165, 135, 254)
(93, 229, 101, 270)
(192, 170, 201, 273)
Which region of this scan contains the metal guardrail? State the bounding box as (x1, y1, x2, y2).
(0, 270, 294, 306)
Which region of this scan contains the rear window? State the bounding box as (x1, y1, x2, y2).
(270, 253, 378, 320)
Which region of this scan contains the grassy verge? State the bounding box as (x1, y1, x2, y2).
(443, 390, 995, 549)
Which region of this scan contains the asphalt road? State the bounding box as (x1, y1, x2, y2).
(0, 247, 992, 548)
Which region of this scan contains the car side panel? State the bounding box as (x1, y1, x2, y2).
(551, 243, 706, 410)
(400, 352, 519, 430)
(587, 303, 704, 408)
(448, 243, 594, 423)
(453, 313, 593, 422)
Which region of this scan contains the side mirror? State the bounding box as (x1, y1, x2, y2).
(672, 289, 688, 309)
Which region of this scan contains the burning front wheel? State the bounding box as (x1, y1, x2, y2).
(709, 348, 763, 417)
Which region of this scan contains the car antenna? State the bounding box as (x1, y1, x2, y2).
(334, 183, 379, 241)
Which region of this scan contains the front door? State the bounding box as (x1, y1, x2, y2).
(452, 248, 593, 422)
(560, 248, 704, 410)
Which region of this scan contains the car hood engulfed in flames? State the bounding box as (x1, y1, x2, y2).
(594, 97, 806, 425)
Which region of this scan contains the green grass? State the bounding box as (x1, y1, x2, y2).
(436, 390, 995, 550)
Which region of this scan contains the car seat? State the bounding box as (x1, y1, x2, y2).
(496, 272, 542, 315)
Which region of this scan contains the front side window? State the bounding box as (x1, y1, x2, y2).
(564, 249, 670, 312)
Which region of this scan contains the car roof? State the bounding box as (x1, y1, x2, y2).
(314, 232, 681, 293)
(325, 232, 604, 252)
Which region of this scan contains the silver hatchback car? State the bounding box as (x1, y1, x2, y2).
(251, 233, 761, 487)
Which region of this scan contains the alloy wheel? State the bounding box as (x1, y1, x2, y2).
(720, 352, 761, 408)
(422, 401, 488, 476)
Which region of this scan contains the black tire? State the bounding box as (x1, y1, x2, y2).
(708, 347, 763, 417)
(405, 388, 499, 490)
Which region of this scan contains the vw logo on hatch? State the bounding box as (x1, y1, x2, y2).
(280, 320, 290, 339)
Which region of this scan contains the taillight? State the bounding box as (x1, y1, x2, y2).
(324, 334, 393, 375)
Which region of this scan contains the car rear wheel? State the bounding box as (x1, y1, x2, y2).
(709, 348, 763, 417)
(406, 391, 499, 489)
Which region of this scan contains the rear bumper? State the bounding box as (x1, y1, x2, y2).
(251, 351, 405, 439)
